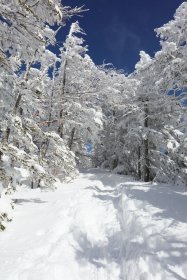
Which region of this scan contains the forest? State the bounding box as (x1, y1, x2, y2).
(0, 0, 187, 280)
(0, 2, 187, 279)
(0, 0, 187, 226)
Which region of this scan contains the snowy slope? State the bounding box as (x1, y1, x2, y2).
(120, 181, 187, 280)
(0, 170, 123, 280)
(0, 170, 187, 280)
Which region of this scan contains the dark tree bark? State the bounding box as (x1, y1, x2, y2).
(57, 109, 64, 138)
(68, 127, 76, 150)
(143, 98, 150, 182)
(137, 146, 141, 179)
(58, 59, 67, 138)
(13, 93, 22, 115)
(3, 127, 10, 143)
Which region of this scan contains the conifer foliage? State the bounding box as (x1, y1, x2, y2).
(0, 1, 187, 230)
(93, 2, 187, 184)
(0, 1, 83, 229)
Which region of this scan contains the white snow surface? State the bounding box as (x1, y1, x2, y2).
(0, 169, 187, 280)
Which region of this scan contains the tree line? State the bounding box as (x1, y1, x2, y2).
(0, 1, 187, 229)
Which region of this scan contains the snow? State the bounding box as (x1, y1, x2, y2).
(0, 189, 13, 224)
(120, 182, 187, 280)
(14, 167, 30, 179)
(0, 170, 187, 280)
(33, 164, 46, 174)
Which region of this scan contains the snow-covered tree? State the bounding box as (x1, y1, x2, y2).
(93, 3, 187, 183)
(0, 1, 84, 230)
(53, 22, 104, 167)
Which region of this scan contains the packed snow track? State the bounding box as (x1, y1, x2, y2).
(0, 169, 187, 280)
(0, 170, 123, 280)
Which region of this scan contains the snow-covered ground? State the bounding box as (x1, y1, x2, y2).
(120, 181, 187, 280)
(0, 169, 187, 280)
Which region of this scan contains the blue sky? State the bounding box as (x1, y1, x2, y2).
(60, 0, 184, 73)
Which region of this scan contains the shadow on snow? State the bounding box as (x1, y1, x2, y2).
(77, 171, 187, 280)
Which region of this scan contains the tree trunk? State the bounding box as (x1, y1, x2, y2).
(13, 93, 22, 115)
(3, 93, 22, 145)
(58, 59, 67, 138)
(143, 138, 150, 181)
(3, 127, 10, 143)
(68, 127, 75, 150)
(137, 146, 141, 179)
(57, 109, 64, 138)
(143, 98, 150, 182)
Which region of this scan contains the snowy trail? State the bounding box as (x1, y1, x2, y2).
(0, 170, 124, 280)
(0, 170, 187, 280)
(119, 181, 187, 280)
